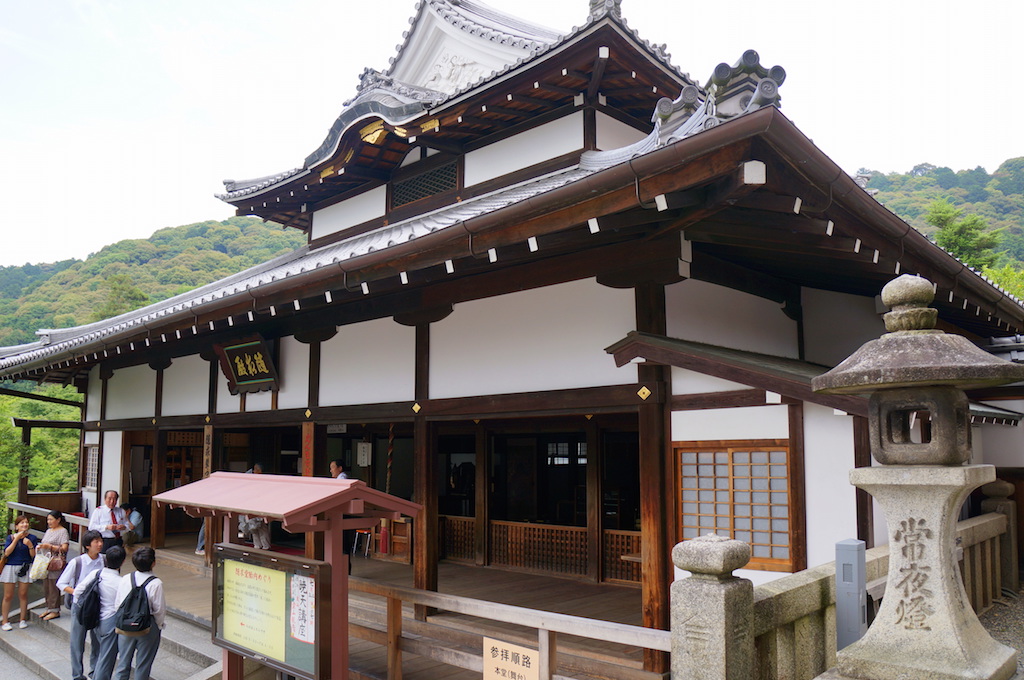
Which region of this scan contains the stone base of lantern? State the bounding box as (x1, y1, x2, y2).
(816, 464, 1017, 680)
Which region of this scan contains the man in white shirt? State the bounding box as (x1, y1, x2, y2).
(73, 545, 125, 680)
(57, 530, 106, 680)
(88, 490, 132, 554)
(113, 547, 165, 680)
(329, 459, 349, 479)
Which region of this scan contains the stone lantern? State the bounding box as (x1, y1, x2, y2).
(812, 274, 1022, 680)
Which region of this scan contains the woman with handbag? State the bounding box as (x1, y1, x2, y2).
(1, 515, 39, 631)
(37, 511, 69, 621)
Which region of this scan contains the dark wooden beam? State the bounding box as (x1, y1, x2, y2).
(0, 386, 83, 409)
(587, 46, 609, 101)
(787, 403, 808, 572)
(670, 389, 776, 411)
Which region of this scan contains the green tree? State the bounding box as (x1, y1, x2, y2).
(983, 264, 1024, 300)
(926, 199, 1001, 269)
(91, 273, 149, 321)
(993, 158, 1024, 196)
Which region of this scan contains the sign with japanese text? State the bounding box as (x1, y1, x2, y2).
(214, 336, 279, 394)
(483, 637, 539, 680)
(213, 545, 329, 680)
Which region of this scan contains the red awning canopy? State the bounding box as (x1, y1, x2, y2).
(153, 472, 420, 532)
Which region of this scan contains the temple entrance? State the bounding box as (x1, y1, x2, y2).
(437, 415, 641, 584)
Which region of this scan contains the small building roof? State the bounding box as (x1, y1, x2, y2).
(153, 472, 421, 532)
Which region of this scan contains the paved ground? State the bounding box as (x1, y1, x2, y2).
(978, 590, 1024, 676)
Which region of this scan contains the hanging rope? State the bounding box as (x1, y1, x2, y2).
(385, 422, 394, 495)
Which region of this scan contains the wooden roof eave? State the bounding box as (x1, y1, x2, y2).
(756, 119, 1024, 331)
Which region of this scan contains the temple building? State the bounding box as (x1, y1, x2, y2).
(3, 0, 1023, 658)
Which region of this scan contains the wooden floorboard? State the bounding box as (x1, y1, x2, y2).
(155, 533, 652, 679)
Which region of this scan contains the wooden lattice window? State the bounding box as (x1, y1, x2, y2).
(84, 445, 99, 489)
(675, 439, 800, 572)
(392, 160, 458, 208)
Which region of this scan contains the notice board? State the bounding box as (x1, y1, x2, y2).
(213, 544, 330, 680)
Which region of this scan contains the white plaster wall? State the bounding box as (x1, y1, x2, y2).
(320, 318, 416, 406)
(216, 371, 241, 414)
(671, 404, 789, 441)
(464, 112, 583, 187)
(666, 279, 798, 358)
(101, 430, 123, 495)
(596, 113, 647, 150)
(802, 287, 885, 367)
(84, 431, 99, 446)
(801, 404, 859, 569)
(277, 337, 310, 411)
(973, 403, 1024, 466)
(310, 185, 387, 241)
(430, 278, 635, 399)
(86, 366, 102, 421)
(246, 390, 273, 412)
(105, 364, 156, 420)
(672, 367, 751, 395)
(162, 354, 209, 417)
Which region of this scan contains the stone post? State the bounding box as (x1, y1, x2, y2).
(671, 534, 753, 680)
(980, 479, 1020, 594)
(812, 275, 1022, 680)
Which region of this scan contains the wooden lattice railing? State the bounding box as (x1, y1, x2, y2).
(602, 530, 641, 584)
(438, 515, 475, 562)
(490, 521, 588, 576)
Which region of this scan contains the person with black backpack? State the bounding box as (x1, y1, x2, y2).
(112, 547, 164, 680)
(73, 546, 125, 680)
(57, 530, 105, 680)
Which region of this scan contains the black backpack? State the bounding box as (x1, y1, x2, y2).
(74, 572, 103, 631)
(115, 573, 157, 637)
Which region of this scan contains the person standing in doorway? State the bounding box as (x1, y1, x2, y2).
(88, 490, 131, 554)
(113, 547, 165, 680)
(329, 459, 348, 479)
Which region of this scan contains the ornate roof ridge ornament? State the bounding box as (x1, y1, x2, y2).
(580, 49, 784, 169)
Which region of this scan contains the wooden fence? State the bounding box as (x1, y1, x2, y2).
(348, 576, 670, 680)
(749, 512, 1009, 680)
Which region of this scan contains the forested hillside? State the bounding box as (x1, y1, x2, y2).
(864, 158, 1024, 264)
(0, 216, 305, 347)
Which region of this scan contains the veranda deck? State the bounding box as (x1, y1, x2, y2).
(153, 533, 648, 679)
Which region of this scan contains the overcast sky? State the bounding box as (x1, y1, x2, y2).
(1, 0, 1020, 267)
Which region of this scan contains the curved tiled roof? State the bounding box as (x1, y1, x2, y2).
(219, 0, 695, 203)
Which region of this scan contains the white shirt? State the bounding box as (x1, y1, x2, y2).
(88, 505, 129, 539)
(336, 472, 348, 479)
(56, 553, 105, 603)
(115, 571, 166, 630)
(74, 567, 121, 620)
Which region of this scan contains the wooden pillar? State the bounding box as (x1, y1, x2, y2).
(853, 415, 874, 547)
(586, 418, 601, 582)
(325, 510, 349, 680)
(17, 426, 31, 504)
(474, 423, 489, 566)
(787, 403, 808, 572)
(302, 421, 324, 559)
(150, 430, 168, 548)
(635, 282, 670, 673)
(413, 323, 437, 618)
(199, 425, 214, 562)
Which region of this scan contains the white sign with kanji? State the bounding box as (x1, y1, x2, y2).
(483, 637, 539, 680)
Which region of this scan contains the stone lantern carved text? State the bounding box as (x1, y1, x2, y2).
(893, 517, 935, 630)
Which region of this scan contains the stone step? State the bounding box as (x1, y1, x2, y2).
(0, 599, 218, 680)
(0, 643, 48, 679)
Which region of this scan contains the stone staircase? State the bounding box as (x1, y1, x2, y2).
(0, 598, 222, 680)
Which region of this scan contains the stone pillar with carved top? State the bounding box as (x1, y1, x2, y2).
(671, 533, 753, 680)
(813, 274, 1022, 680)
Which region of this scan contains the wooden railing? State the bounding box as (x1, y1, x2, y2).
(749, 512, 1009, 680)
(8, 501, 91, 544)
(603, 530, 641, 584)
(490, 521, 588, 577)
(438, 515, 474, 562)
(348, 576, 670, 680)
